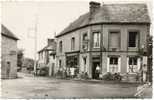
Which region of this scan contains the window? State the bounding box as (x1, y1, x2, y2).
(46, 51, 49, 64)
(93, 32, 100, 48)
(82, 33, 88, 50)
(109, 31, 120, 49)
(59, 60, 62, 68)
(53, 55, 55, 59)
(83, 57, 87, 72)
(59, 41, 62, 53)
(110, 57, 118, 65)
(128, 32, 138, 47)
(129, 57, 137, 65)
(71, 37, 75, 50)
(128, 57, 138, 73)
(109, 57, 119, 73)
(83, 33, 88, 41)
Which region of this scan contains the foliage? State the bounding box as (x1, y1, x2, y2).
(55, 70, 63, 78)
(38, 66, 49, 76)
(102, 72, 122, 81)
(22, 58, 34, 71)
(80, 72, 89, 79)
(17, 49, 24, 71)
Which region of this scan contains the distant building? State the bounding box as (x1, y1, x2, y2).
(37, 39, 56, 76)
(1, 24, 19, 79)
(55, 2, 150, 81)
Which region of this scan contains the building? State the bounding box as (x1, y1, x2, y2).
(37, 39, 56, 76)
(56, 2, 150, 81)
(1, 24, 19, 79)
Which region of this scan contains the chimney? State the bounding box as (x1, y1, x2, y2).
(89, 1, 101, 15)
(47, 39, 55, 46)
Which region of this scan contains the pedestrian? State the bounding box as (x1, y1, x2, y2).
(70, 67, 75, 78)
(95, 65, 100, 79)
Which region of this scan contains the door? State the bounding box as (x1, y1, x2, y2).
(92, 62, 100, 79)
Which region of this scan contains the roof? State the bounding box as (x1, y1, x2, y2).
(38, 44, 56, 53)
(1, 24, 19, 40)
(56, 3, 150, 37)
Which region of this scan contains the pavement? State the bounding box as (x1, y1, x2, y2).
(135, 83, 152, 98)
(0, 72, 150, 99)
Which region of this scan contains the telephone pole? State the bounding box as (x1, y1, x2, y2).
(33, 14, 38, 75)
(27, 4, 39, 76)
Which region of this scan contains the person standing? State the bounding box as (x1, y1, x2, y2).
(95, 65, 100, 79)
(70, 67, 75, 78)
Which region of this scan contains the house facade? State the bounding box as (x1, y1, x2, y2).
(1, 24, 19, 79)
(56, 2, 150, 80)
(37, 39, 56, 76)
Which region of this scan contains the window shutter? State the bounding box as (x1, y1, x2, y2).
(137, 58, 141, 71)
(118, 57, 121, 72)
(127, 57, 129, 73)
(109, 32, 119, 49)
(107, 57, 109, 72)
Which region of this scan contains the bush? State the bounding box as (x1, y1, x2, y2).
(102, 72, 122, 81)
(102, 72, 113, 80)
(38, 67, 49, 76)
(80, 72, 89, 79)
(113, 73, 122, 81)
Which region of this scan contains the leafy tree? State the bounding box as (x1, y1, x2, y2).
(17, 49, 24, 71)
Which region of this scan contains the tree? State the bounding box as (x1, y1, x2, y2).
(17, 49, 24, 71)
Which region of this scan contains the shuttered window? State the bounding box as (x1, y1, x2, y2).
(109, 32, 120, 49)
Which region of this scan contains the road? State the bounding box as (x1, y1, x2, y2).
(1, 73, 140, 99)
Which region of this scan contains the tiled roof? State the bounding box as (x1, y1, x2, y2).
(1, 24, 19, 40)
(56, 3, 150, 37)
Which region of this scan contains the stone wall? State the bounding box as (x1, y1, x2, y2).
(56, 24, 150, 77)
(1, 35, 18, 79)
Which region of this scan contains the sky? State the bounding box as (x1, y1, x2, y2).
(1, 0, 153, 59)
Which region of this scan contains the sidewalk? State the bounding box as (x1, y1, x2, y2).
(134, 82, 152, 98)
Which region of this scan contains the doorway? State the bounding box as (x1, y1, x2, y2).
(92, 62, 100, 79)
(6, 61, 11, 78)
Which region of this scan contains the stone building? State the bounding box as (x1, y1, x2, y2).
(55, 2, 150, 80)
(37, 39, 56, 76)
(1, 24, 19, 79)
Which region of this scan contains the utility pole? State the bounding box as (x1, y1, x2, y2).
(27, 4, 39, 76)
(33, 14, 38, 75)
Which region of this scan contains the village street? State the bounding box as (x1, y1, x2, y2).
(1, 73, 141, 99)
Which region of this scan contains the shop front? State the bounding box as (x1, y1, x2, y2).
(65, 51, 79, 77)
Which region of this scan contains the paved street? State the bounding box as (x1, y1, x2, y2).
(1, 73, 140, 99)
